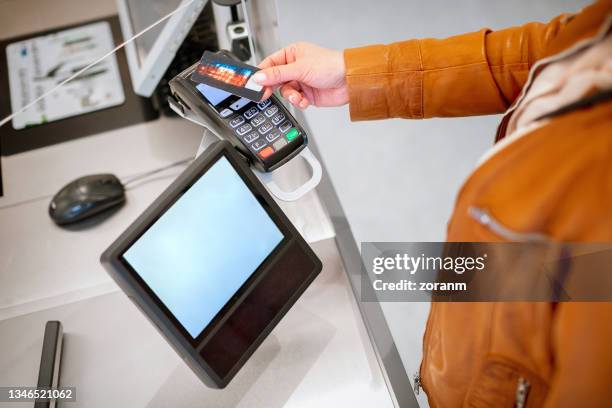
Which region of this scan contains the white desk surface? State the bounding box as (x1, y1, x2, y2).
(0, 116, 333, 319)
(0, 239, 394, 408)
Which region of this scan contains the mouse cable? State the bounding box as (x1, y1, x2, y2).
(0, 193, 56, 211)
(0, 157, 193, 212)
(121, 157, 193, 187)
(123, 172, 185, 191)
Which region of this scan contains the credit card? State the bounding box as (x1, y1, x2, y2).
(190, 51, 264, 102)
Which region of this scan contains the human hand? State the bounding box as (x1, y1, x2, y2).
(252, 42, 348, 109)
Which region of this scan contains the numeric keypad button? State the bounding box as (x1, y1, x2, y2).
(271, 112, 285, 125)
(244, 107, 259, 119)
(251, 139, 266, 151)
(229, 116, 245, 128)
(258, 122, 274, 135)
(243, 131, 259, 143)
(250, 113, 266, 127)
(264, 105, 279, 118)
(236, 123, 253, 136)
(257, 99, 272, 110)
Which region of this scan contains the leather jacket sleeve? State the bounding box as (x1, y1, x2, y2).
(343, 13, 572, 121)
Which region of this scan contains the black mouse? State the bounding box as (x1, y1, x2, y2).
(49, 174, 125, 225)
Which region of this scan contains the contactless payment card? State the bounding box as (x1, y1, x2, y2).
(191, 51, 264, 101)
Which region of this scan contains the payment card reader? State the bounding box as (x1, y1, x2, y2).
(168, 52, 321, 202)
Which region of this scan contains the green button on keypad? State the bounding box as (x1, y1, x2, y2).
(285, 128, 299, 141)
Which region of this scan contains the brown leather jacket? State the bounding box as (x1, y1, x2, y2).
(344, 1, 612, 407)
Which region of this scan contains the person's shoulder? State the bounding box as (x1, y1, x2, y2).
(538, 100, 612, 240)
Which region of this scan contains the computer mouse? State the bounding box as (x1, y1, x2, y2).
(49, 174, 126, 225)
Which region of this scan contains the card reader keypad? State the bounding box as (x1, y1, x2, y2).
(222, 100, 302, 161)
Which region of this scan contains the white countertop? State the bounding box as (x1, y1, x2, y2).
(0, 1, 393, 406)
(0, 115, 333, 319)
(0, 239, 394, 408)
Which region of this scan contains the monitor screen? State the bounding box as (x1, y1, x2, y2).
(122, 156, 284, 338)
(118, 0, 214, 96)
(125, 0, 183, 66)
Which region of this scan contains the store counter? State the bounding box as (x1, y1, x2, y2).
(0, 1, 397, 406)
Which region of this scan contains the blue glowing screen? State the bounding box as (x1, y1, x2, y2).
(123, 157, 284, 338)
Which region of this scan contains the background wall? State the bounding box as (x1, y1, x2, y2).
(276, 1, 590, 406)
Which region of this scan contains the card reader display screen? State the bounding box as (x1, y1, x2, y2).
(123, 156, 284, 338)
(196, 83, 232, 107)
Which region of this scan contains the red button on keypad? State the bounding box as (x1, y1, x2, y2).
(259, 146, 274, 159)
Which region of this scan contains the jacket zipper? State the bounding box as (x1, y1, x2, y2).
(515, 377, 531, 408)
(468, 206, 549, 243)
(417, 300, 438, 400)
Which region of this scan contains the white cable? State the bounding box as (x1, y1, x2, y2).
(0, 0, 197, 129)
